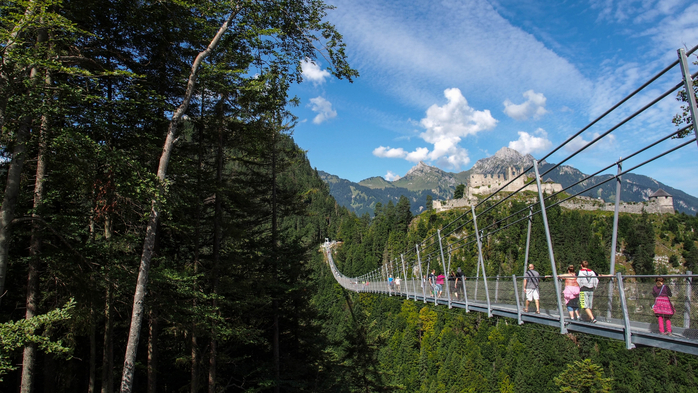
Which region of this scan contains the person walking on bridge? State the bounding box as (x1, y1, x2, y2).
(523, 264, 541, 314)
(454, 267, 465, 299)
(560, 265, 581, 320)
(436, 271, 445, 298)
(428, 269, 437, 297)
(578, 260, 600, 323)
(448, 271, 457, 300)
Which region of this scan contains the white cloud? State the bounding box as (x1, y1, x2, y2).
(326, 0, 592, 108)
(373, 145, 433, 163)
(385, 170, 401, 181)
(405, 147, 430, 162)
(508, 128, 552, 155)
(503, 90, 549, 120)
(301, 58, 331, 85)
(641, 3, 698, 54)
(309, 96, 337, 124)
(590, 0, 686, 24)
(372, 88, 494, 169)
(373, 146, 407, 158)
(417, 88, 496, 168)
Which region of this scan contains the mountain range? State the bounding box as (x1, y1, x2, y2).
(319, 147, 698, 216)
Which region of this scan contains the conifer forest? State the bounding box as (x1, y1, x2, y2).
(1, 1, 698, 392)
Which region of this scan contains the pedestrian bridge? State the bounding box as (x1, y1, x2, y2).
(323, 241, 698, 356)
(322, 44, 698, 356)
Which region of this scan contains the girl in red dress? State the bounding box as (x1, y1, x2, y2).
(652, 277, 675, 335)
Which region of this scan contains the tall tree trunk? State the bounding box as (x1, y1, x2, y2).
(208, 118, 224, 393)
(271, 128, 280, 393)
(119, 10, 239, 393)
(0, 0, 47, 305)
(0, 118, 29, 302)
(20, 64, 50, 393)
(147, 309, 159, 393)
(89, 311, 97, 393)
(190, 333, 199, 393)
(207, 339, 217, 393)
(0, 0, 41, 132)
(191, 102, 204, 393)
(101, 285, 114, 393)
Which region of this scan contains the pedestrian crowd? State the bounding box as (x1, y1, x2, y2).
(388, 259, 677, 337)
(524, 260, 604, 323)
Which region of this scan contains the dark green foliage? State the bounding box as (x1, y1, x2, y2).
(684, 240, 698, 273)
(670, 254, 680, 268)
(554, 359, 613, 392)
(453, 184, 465, 199)
(626, 211, 656, 275)
(0, 0, 361, 391)
(312, 289, 698, 393)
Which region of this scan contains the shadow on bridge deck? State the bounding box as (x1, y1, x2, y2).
(329, 247, 698, 357)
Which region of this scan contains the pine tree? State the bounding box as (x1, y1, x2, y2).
(454, 184, 465, 199)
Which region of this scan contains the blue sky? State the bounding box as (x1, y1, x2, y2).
(288, 0, 698, 197)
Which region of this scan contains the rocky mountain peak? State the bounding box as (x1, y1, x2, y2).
(406, 161, 435, 176)
(493, 146, 522, 160)
(471, 147, 541, 175)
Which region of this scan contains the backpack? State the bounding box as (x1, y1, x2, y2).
(578, 269, 599, 290)
(525, 270, 540, 289)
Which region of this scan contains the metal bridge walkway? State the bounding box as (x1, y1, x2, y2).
(324, 242, 698, 356)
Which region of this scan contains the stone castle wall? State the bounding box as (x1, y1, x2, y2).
(435, 195, 674, 214)
(433, 198, 474, 213)
(559, 198, 674, 214)
(467, 167, 525, 196)
(433, 166, 674, 215)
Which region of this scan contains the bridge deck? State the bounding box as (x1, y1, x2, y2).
(328, 247, 698, 356)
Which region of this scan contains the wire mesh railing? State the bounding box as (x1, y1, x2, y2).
(325, 242, 698, 350)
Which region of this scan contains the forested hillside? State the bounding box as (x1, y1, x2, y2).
(319, 171, 430, 216)
(317, 198, 698, 392)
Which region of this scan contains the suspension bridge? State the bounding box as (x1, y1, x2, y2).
(323, 45, 698, 356)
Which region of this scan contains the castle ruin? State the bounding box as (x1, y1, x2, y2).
(433, 166, 675, 215)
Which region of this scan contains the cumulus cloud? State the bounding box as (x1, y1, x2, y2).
(301, 58, 331, 85)
(373, 146, 407, 158)
(405, 147, 430, 162)
(385, 170, 401, 181)
(309, 96, 337, 124)
(418, 88, 496, 167)
(508, 128, 552, 155)
(371, 88, 495, 169)
(503, 90, 549, 120)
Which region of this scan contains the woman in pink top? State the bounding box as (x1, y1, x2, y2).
(436, 273, 445, 297)
(560, 265, 581, 320)
(652, 277, 674, 335)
